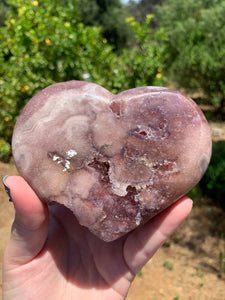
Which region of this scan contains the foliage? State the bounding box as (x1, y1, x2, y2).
(127, 0, 165, 26)
(200, 141, 225, 211)
(0, 0, 117, 158)
(137, 269, 143, 277)
(0, 0, 166, 158)
(78, 0, 99, 26)
(186, 185, 202, 207)
(0, 138, 11, 160)
(156, 0, 225, 110)
(79, 0, 134, 52)
(111, 15, 166, 92)
(0, 0, 11, 26)
(163, 260, 173, 270)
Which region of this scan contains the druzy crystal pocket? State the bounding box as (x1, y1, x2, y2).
(12, 81, 212, 241)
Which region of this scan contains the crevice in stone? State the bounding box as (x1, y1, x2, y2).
(88, 159, 110, 183)
(109, 101, 121, 118)
(126, 185, 138, 201)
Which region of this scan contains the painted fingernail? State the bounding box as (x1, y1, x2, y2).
(3, 175, 13, 202)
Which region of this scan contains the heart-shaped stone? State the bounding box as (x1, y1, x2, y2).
(12, 81, 212, 242)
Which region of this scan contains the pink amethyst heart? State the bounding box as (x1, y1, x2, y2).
(12, 81, 212, 242)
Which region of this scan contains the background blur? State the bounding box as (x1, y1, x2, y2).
(0, 1, 225, 299)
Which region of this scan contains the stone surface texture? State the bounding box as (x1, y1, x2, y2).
(12, 81, 212, 242)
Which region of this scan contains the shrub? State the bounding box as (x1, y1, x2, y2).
(0, 0, 116, 158)
(200, 141, 225, 211)
(0, 1, 166, 159)
(156, 0, 225, 110)
(111, 15, 166, 92)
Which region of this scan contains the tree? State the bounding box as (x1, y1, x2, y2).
(77, 0, 99, 26)
(0, 0, 116, 158)
(79, 0, 133, 52)
(127, 0, 165, 26)
(110, 15, 166, 91)
(156, 0, 225, 110)
(0, 0, 167, 159)
(0, 0, 11, 26)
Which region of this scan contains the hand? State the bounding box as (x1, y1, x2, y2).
(3, 176, 192, 300)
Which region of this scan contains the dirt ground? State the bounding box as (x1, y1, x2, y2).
(0, 161, 225, 300)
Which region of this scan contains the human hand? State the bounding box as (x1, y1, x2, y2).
(3, 176, 192, 300)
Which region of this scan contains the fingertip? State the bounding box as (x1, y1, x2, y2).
(124, 195, 193, 274)
(166, 195, 193, 222)
(4, 176, 49, 234)
(4, 175, 47, 215)
(147, 196, 193, 237)
(4, 176, 49, 265)
(175, 195, 193, 208)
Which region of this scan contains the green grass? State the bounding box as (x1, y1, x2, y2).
(163, 260, 173, 270)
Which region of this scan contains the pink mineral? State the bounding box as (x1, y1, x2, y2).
(12, 81, 212, 242)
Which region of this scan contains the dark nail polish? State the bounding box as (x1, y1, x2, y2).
(3, 175, 13, 202)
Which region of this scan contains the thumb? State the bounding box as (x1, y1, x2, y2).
(3, 176, 49, 266)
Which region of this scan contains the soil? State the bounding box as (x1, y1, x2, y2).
(0, 162, 225, 300)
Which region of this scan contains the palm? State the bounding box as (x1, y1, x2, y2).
(6, 204, 135, 299)
(33, 205, 134, 299)
(3, 176, 192, 300)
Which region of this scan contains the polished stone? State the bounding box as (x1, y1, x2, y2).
(12, 81, 212, 241)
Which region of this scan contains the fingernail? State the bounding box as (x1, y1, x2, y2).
(3, 175, 13, 202)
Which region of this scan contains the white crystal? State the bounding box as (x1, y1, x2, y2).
(135, 211, 142, 226)
(66, 149, 77, 158)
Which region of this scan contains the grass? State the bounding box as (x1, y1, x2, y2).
(196, 267, 204, 278)
(191, 267, 204, 278)
(163, 260, 173, 270)
(137, 269, 143, 277)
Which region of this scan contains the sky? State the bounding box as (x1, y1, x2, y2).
(121, 0, 139, 4)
